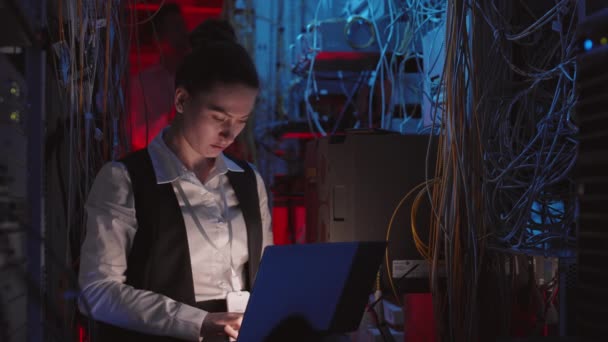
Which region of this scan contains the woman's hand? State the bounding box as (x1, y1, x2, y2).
(200, 312, 243, 340)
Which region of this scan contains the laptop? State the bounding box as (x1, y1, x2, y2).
(236, 241, 387, 342)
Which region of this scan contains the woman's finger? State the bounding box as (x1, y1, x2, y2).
(231, 315, 243, 330)
(224, 324, 239, 339)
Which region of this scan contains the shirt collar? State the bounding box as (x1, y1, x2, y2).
(147, 127, 244, 184)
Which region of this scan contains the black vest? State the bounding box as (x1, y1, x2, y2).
(95, 149, 263, 342)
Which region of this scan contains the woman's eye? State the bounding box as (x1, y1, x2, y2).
(212, 115, 226, 122)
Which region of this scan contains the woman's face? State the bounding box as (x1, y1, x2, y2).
(177, 83, 258, 158)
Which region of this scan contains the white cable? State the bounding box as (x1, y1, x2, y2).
(303, 1, 327, 136)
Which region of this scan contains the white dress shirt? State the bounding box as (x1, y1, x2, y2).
(78, 129, 273, 341)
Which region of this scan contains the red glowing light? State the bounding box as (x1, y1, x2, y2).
(281, 132, 324, 140)
(272, 206, 290, 245)
(79, 325, 86, 342)
(127, 4, 222, 16)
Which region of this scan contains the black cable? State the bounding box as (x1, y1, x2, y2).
(330, 71, 366, 135)
(396, 263, 420, 291)
(365, 264, 420, 342)
(365, 307, 393, 342)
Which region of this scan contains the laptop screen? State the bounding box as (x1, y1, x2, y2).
(237, 241, 386, 341)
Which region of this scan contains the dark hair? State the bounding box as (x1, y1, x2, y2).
(189, 18, 237, 47)
(175, 19, 259, 96)
(152, 3, 182, 35)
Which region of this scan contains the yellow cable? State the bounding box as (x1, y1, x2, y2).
(385, 179, 436, 306)
(411, 184, 434, 260)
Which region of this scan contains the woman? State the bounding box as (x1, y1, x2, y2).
(79, 19, 273, 341)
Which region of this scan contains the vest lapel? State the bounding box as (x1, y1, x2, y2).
(225, 161, 263, 290)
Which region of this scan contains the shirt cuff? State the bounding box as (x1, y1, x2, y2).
(171, 303, 207, 341)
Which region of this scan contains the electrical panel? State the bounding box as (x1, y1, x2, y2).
(0, 54, 27, 198)
(305, 132, 438, 294)
(575, 7, 608, 338)
(0, 36, 28, 342)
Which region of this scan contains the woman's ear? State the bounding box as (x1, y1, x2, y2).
(174, 87, 190, 114)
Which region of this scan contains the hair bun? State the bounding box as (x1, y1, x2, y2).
(190, 19, 237, 49)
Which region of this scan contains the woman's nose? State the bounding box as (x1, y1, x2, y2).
(220, 121, 236, 140)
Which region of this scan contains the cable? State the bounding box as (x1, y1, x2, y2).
(385, 179, 436, 306)
(365, 304, 394, 342)
(102, 0, 112, 159)
(426, 0, 577, 340)
(331, 71, 366, 135)
(45, 0, 133, 340)
(411, 181, 436, 260)
(344, 16, 376, 49)
(128, 0, 167, 26)
(368, 264, 419, 342)
(302, 1, 328, 137)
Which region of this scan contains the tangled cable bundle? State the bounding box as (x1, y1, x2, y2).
(423, 0, 577, 340)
